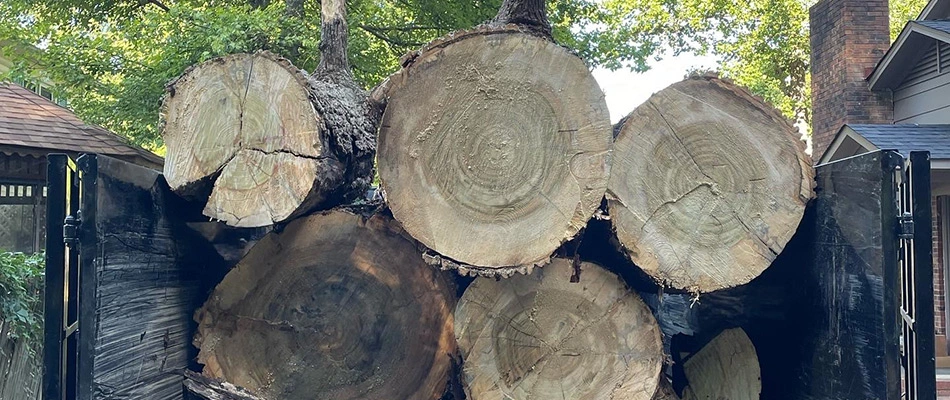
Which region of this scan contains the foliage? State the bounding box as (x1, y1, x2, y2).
(0, 252, 44, 345)
(891, 0, 930, 39)
(0, 0, 935, 147)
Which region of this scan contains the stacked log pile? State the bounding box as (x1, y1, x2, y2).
(164, 0, 814, 398)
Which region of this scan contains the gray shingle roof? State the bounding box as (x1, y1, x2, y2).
(915, 19, 950, 35)
(848, 124, 950, 159)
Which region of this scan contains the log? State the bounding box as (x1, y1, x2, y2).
(193, 210, 457, 399)
(681, 328, 761, 400)
(607, 75, 814, 292)
(162, 0, 377, 228)
(376, 0, 611, 273)
(454, 259, 663, 399)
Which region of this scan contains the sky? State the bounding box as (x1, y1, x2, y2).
(592, 52, 721, 123)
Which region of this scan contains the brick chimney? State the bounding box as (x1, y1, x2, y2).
(810, 0, 893, 157)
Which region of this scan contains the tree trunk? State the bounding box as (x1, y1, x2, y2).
(607, 75, 814, 292)
(193, 210, 458, 400)
(493, 0, 551, 38)
(454, 259, 663, 399)
(376, 25, 611, 275)
(162, 0, 377, 228)
(681, 328, 761, 400)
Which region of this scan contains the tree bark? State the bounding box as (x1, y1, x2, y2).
(607, 75, 814, 292)
(376, 26, 611, 275)
(316, 0, 351, 79)
(193, 210, 457, 400)
(162, 3, 378, 228)
(454, 259, 664, 399)
(681, 328, 761, 400)
(493, 0, 551, 38)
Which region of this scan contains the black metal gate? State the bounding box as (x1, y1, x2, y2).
(42, 154, 96, 400)
(897, 151, 936, 400)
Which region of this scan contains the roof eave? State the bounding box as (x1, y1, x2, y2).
(818, 125, 880, 165)
(868, 23, 950, 90)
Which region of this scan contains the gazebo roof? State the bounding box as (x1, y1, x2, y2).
(0, 82, 162, 169)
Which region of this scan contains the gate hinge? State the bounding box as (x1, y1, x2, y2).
(64, 212, 81, 248)
(898, 212, 915, 240)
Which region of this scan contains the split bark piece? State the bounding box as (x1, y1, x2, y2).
(193, 211, 457, 400)
(163, 0, 377, 228)
(454, 259, 663, 399)
(608, 75, 814, 292)
(682, 328, 761, 400)
(183, 370, 263, 400)
(377, 26, 611, 271)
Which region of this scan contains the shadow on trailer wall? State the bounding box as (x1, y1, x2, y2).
(39, 151, 935, 400)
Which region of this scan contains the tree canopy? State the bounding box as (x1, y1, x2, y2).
(0, 0, 932, 151)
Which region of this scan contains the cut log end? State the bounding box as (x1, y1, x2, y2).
(455, 259, 664, 399)
(608, 75, 814, 292)
(194, 210, 457, 400)
(162, 51, 376, 228)
(682, 328, 761, 400)
(378, 27, 611, 269)
(162, 52, 326, 226)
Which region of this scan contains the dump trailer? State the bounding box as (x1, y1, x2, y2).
(40, 150, 935, 400)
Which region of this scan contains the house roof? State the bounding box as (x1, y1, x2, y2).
(848, 124, 950, 158)
(818, 124, 950, 165)
(918, 19, 950, 34)
(868, 20, 950, 90)
(0, 82, 162, 169)
(920, 0, 950, 20)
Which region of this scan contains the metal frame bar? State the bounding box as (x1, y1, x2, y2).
(42, 154, 66, 400)
(882, 150, 903, 400)
(911, 151, 936, 399)
(76, 154, 97, 400)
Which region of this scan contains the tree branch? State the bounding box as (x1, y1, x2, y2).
(142, 0, 170, 12)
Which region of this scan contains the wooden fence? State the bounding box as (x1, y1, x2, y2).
(0, 320, 42, 400)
